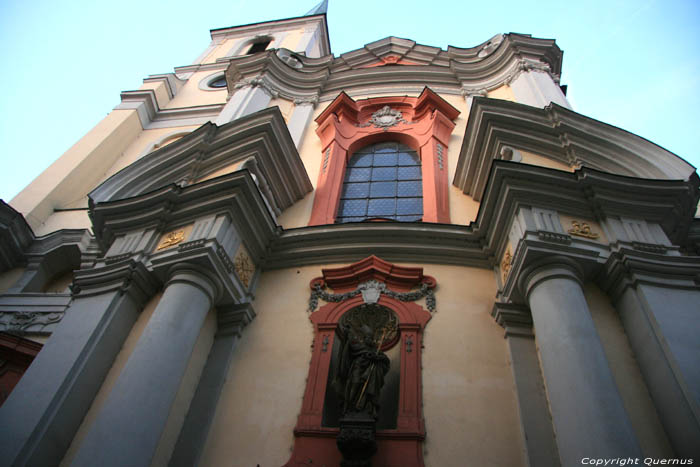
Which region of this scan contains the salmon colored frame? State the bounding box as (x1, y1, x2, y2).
(285, 256, 435, 467)
(309, 88, 460, 226)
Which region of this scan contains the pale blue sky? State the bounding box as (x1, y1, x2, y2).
(1, 0, 698, 202)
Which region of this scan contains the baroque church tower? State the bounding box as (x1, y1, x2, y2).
(1, 2, 698, 466)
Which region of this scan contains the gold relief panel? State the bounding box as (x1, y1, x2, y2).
(500, 245, 513, 285)
(234, 245, 255, 289)
(559, 215, 607, 243)
(155, 224, 193, 251)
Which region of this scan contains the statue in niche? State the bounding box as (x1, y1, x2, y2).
(333, 305, 397, 466)
(334, 323, 390, 418)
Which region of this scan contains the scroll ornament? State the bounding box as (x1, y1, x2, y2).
(308, 279, 436, 313)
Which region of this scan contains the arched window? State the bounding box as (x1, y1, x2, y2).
(336, 142, 423, 223)
(246, 39, 270, 55)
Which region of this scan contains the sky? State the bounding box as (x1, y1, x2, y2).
(0, 0, 698, 202)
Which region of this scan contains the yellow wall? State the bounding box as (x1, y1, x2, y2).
(201, 38, 237, 63)
(421, 264, 524, 467)
(200, 263, 524, 466)
(164, 71, 228, 110)
(487, 85, 515, 102)
(584, 283, 673, 458)
(11, 109, 142, 230)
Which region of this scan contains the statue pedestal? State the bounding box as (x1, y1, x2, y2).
(337, 413, 377, 467)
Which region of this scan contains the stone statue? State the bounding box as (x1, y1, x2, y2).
(333, 324, 390, 419)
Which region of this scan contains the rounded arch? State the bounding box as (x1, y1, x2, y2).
(347, 132, 421, 161)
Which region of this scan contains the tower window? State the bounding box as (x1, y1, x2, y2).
(246, 39, 271, 55)
(336, 142, 422, 223)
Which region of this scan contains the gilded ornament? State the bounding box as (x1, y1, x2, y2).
(234, 246, 255, 288)
(156, 230, 185, 250)
(501, 249, 513, 283)
(568, 220, 600, 239)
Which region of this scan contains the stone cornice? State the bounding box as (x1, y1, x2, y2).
(224, 49, 330, 103)
(265, 161, 698, 270)
(115, 89, 225, 129)
(454, 97, 696, 201)
(0, 201, 34, 272)
(601, 248, 700, 302)
(71, 259, 159, 304)
(89, 107, 312, 213)
(219, 33, 563, 105)
(89, 170, 278, 258)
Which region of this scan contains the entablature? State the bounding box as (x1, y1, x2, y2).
(454, 97, 696, 201)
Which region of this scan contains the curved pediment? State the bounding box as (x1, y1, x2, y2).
(453, 97, 695, 201)
(89, 107, 312, 211)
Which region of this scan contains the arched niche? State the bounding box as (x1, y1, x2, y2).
(286, 256, 434, 467)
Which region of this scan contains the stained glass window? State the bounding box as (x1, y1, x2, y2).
(336, 142, 422, 223)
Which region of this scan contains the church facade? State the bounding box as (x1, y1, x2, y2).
(1, 3, 699, 466)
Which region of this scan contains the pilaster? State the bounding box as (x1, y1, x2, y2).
(601, 250, 700, 459)
(0, 260, 158, 467)
(491, 303, 559, 467)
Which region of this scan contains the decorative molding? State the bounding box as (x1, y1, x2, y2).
(0, 201, 34, 272)
(358, 106, 409, 130)
(310, 89, 459, 225)
(0, 311, 63, 334)
(454, 97, 695, 202)
(501, 247, 513, 284)
(89, 107, 312, 216)
(266, 162, 699, 270)
(233, 76, 280, 98)
(156, 230, 186, 251)
(568, 220, 600, 239)
(308, 279, 436, 313)
(233, 245, 254, 289)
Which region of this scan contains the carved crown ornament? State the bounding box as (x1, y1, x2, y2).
(307, 256, 437, 313)
(358, 106, 410, 130)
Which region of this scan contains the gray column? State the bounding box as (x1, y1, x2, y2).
(616, 285, 700, 459)
(169, 304, 255, 467)
(492, 304, 560, 467)
(214, 85, 271, 125)
(520, 257, 641, 465)
(0, 261, 157, 467)
(71, 266, 220, 467)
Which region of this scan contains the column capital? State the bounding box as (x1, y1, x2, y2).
(519, 255, 584, 301)
(491, 302, 533, 339)
(165, 264, 222, 304)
